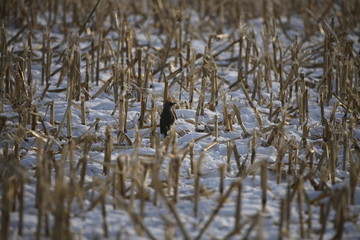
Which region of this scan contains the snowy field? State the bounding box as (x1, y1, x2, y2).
(1, 1, 360, 239)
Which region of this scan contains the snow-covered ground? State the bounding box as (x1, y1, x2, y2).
(1, 2, 360, 240)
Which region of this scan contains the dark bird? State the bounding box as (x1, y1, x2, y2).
(160, 101, 177, 137)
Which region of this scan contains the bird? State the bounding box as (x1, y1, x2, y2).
(160, 101, 177, 137)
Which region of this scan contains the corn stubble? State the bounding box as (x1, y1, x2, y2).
(0, 0, 359, 239)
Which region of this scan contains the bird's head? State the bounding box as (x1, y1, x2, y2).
(164, 101, 177, 110)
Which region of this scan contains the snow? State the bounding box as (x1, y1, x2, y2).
(1, 4, 360, 240)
